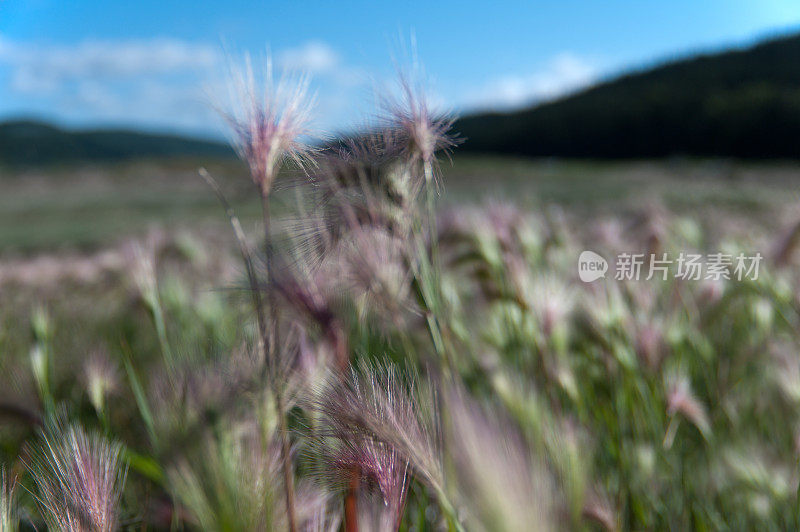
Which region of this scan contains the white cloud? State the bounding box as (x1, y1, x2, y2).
(277, 41, 339, 73)
(73, 81, 120, 112)
(0, 38, 596, 134)
(10, 68, 61, 94)
(463, 52, 598, 111)
(0, 36, 361, 135)
(0, 38, 222, 94)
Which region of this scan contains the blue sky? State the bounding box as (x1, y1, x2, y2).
(1, 0, 799, 138)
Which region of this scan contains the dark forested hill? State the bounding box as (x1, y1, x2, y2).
(0, 121, 233, 165)
(455, 32, 800, 158)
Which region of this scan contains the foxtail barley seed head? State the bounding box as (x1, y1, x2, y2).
(222, 54, 316, 195)
(308, 363, 443, 495)
(581, 491, 618, 531)
(27, 418, 127, 532)
(29, 345, 49, 403)
(83, 350, 119, 417)
(665, 372, 710, 446)
(635, 322, 667, 371)
(381, 75, 457, 168)
(340, 227, 412, 320)
(445, 389, 558, 532)
(514, 271, 576, 341)
(129, 243, 158, 311)
(30, 306, 51, 342)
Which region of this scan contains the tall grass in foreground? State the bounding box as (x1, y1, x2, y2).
(3, 56, 800, 532)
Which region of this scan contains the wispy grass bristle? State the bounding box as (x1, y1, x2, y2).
(26, 417, 127, 532)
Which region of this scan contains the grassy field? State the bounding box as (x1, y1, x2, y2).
(3, 154, 800, 530)
(3, 156, 800, 252)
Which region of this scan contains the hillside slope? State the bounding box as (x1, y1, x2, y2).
(0, 121, 233, 165)
(455, 32, 800, 158)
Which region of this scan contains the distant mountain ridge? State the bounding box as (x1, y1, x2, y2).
(3, 31, 800, 165)
(454, 31, 800, 158)
(0, 120, 233, 165)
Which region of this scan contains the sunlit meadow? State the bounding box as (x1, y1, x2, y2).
(2, 58, 800, 532)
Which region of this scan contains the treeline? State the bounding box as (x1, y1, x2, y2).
(455, 32, 800, 158)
